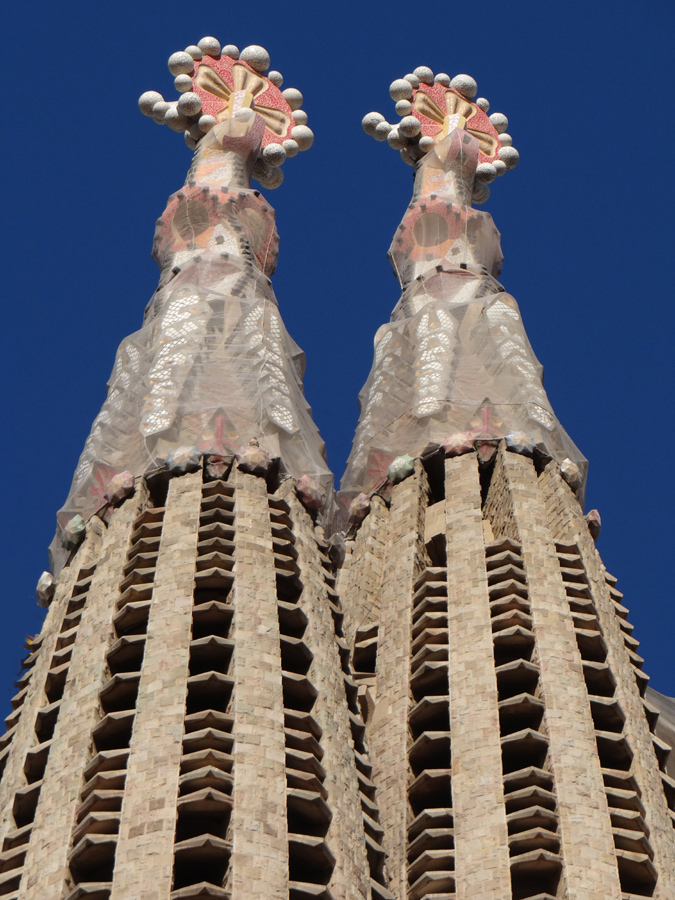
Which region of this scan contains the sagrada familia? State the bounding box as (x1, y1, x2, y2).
(0, 35, 673, 900)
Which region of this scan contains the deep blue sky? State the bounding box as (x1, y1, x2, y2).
(2, 0, 674, 717)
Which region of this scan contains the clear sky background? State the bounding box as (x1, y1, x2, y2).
(1, 0, 673, 719)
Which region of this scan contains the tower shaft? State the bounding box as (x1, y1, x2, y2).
(339, 444, 675, 898)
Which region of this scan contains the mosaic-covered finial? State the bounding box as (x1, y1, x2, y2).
(362, 67, 519, 203)
(139, 37, 313, 189)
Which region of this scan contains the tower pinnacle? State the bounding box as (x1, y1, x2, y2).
(342, 66, 584, 505)
(139, 37, 314, 190)
(362, 67, 518, 203)
(53, 38, 329, 568)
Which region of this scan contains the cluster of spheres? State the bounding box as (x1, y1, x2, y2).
(138, 36, 313, 190)
(362, 67, 519, 203)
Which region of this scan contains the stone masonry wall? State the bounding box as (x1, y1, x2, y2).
(540, 462, 675, 898)
(483, 450, 520, 543)
(19, 493, 143, 899)
(500, 447, 623, 899)
(229, 469, 288, 900)
(338, 495, 389, 649)
(368, 461, 428, 896)
(445, 453, 511, 900)
(0, 532, 90, 849)
(280, 482, 371, 900)
(111, 471, 202, 900)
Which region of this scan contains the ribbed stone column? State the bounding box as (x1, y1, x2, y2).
(369, 461, 428, 895)
(0, 544, 84, 845)
(111, 471, 202, 900)
(229, 470, 288, 900)
(281, 483, 371, 900)
(19, 495, 142, 899)
(445, 453, 510, 899)
(540, 463, 675, 899)
(499, 448, 622, 899)
(338, 495, 389, 648)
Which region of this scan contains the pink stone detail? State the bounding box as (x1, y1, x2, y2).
(476, 440, 499, 464)
(295, 475, 326, 511)
(105, 470, 135, 505)
(191, 56, 294, 148)
(585, 508, 601, 541)
(205, 454, 232, 481)
(236, 443, 272, 476)
(442, 432, 476, 457)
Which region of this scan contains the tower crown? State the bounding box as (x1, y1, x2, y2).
(139, 37, 313, 190)
(362, 67, 519, 205)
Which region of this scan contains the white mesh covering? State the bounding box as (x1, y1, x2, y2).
(341, 128, 586, 500)
(52, 120, 330, 567)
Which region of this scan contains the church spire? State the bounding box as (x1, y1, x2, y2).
(54, 38, 329, 564)
(341, 66, 586, 503)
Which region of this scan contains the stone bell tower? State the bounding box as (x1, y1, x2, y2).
(0, 37, 390, 900)
(0, 42, 673, 900)
(337, 65, 675, 899)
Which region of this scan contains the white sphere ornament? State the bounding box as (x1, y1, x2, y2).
(263, 143, 286, 167)
(434, 72, 451, 87)
(395, 100, 412, 116)
(374, 121, 392, 141)
(185, 45, 202, 60)
(241, 44, 270, 72)
(362, 112, 384, 136)
(399, 115, 421, 137)
(174, 74, 194, 93)
(499, 133, 513, 147)
(400, 149, 415, 167)
(268, 70, 283, 87)
(387, 128, 407, 150)
(472, 181, 490, 204)
(498, 146, 520, 169)
(165, 106, 188, 132)
(475, 162, 497, 184)
(266, 167, 284, 189)
(404, 73, 420, 88)
(292, 109, 308, 125)
(389, 78, 413, 101)
(222, 44, 240, 59)
(282, 87, 303, 110)
(450, 74, 477, 99)
(489, 112, 509, 133)
(475, 97, 490, 113)
(151, 100, 170, 122)
(198, 114, 217, 132)
(419, 135, 435, 153)
(291, 124, 314, 150)
(413, 66, 434, 84)
(198, 36, 221, 57)
(184, 132, 197, 150)
(282, 138, 299, 158)
(177, 92, 202, 117)
(257, 163, 284, 190)
(189, 122, 204, 140)
(493, 159, 507, 176)
(168, 51, 195, 76)
(139, 91, 163, 116)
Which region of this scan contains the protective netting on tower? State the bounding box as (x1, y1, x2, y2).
(341, 83, 586, 503)
(340, 279, 586, 497)
(52, 118, 330, 570)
